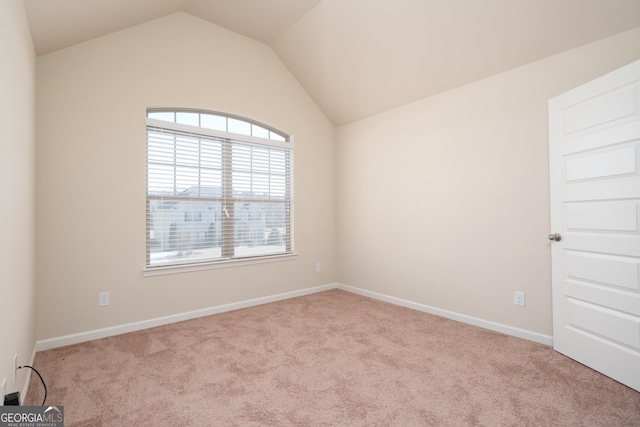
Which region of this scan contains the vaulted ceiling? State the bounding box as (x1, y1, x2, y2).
(22, 0, 640, 126)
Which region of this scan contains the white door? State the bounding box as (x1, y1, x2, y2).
(548, 59, 640, 392)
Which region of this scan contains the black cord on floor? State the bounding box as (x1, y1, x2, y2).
(18, 365, 47, 406)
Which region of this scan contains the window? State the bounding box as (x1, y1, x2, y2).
(146, 109, 293, 269)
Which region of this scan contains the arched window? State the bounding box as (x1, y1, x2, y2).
(145, 109, 293, 270)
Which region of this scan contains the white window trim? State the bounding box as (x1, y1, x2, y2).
(142, 252, 298, 277)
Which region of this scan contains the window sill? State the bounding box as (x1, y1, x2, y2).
(143, 253, 298, 277)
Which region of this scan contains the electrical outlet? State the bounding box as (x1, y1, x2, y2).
(315, 262, 321, 273)
(514, 291, 526, 307)
(12, 354, 17, 384)
(99, 291, 110, 307)
(1, 378, 6, 406)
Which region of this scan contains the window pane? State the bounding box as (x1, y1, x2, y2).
(232, 171, 251, 197)
(201, 114, 226, 132)
(228, 118, 251, 136)
(269, 131, 286, 142)
(270, 175, 287, 198)
(231, 144, 290, 199)
(252, 124, 269, 139)
(175, 135, 200, 166)
(148, 111, 175, 122)
(147, 163, 175, 194)
(232, 144, 251, 170)
(176, 112, 199, 127)
(148, 200, 223, 267)
(175, 166, 200, 193)
(201, 144, 222, 169)
(200, 170, 222, 191)
(234, 202, 287, 257)
(251, 147, 270, 173)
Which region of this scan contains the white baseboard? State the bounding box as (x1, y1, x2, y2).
(36, 284, 336, 351)
(336, 283, 554, 346)
(36, 282, 552, 352)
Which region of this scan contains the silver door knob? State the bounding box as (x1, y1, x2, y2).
(548, 233, 562, 241)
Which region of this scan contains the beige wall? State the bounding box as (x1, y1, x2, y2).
(336, 27, 640, 337)
(0, 1, 36, 398)
(35, 12, 336, 340)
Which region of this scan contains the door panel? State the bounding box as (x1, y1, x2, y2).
(562, 83, 638, 134)
(549, 59, 640, 392)
(564, 145, 636, 181)
(566, 250, 640, 290)
(565, 200, 638, 231)
(566, 298, 640, 350)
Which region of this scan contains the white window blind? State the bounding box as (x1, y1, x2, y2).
(146, 110, 293, 268)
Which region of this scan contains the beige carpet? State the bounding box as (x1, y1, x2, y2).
(26, 289, 640, 426)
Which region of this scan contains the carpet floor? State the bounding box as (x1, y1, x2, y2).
(25, 289, 640, 426)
